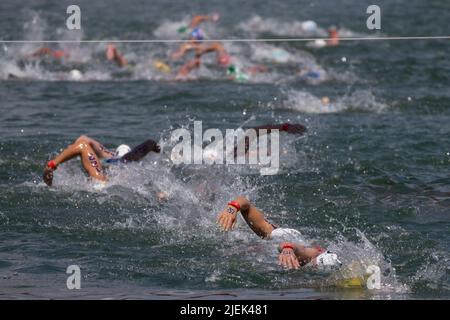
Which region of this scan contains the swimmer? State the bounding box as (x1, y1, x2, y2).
(43, 135, 160, 186)
(172, 42, 231, 79)
(327, 27, 340, 46)
(298, 67, 328, 84)
(216, 196, 342, 270)
(178, 13, 220, 41)
(28, 47, 70, 60)
(321, 96, 337, 112)
(226, 63, 268, 83)
(321, 96, 330, 105)
(306, 27, 340, 49)
(106, 44, 128, 68)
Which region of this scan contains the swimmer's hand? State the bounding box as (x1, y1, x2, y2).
(43, 166, 54, 187)
(278, 244, 300, 270)
(216, 205, 237, 231)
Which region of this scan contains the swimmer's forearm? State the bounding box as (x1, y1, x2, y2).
(246, 123, 306, 136)
(190, 15, 210, 28)
(230, 196, 251, 213)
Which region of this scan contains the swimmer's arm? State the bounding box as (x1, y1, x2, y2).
(278, 242, 323, 265)
(217, 197, 275, 238)
(248, 123, 307, 135)
(29, 47, 52, 58)
(189, 15, 213, 28)
(172, 43, 198, 60)
(115, 54, 128, 68)
(196, 43, 224, 56)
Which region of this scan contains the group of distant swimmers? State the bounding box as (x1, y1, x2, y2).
(23, 13, 340, 84)
(43, 122, 341, 271)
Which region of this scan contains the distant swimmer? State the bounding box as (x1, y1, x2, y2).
(217, 196, 342, 270)
(178, 13, 220, 41)
(106, 44, 128, 68)
(28, 47, 70, 60)
(172, 42, 231, 79)
(298, 65, 328, 84)
(307, 27, 340, 49)
(226, 64, 268, 83)
(43, 135, 160, 187)
(321, 96, 337, 112)
(327, 27, 340, 46)
(171, 41, 267, 81)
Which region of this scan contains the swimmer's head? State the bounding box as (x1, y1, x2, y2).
(321, 96, 330, 105)
(115, 144, 131, 158)
(211, 13, 220, 22)
(218, 54, 231, 66)
(328, 27, 339, 37)
(301, 20, 317, 33)
(314, 251, 342, 268)
(190, 28, 204, 41)
(69, 69, 83, 80)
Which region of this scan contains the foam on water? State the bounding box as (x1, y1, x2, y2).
(283, 89, 388, 114)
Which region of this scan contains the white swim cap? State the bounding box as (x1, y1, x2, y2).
(315, 252, 342, 267)
(116, 144, 131, 157)
(302, 21, 318, 32)
(314, 39, 327, 48)
(69, 69, 83, 80)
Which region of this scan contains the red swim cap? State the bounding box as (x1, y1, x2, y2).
(53, 50, 68, 59)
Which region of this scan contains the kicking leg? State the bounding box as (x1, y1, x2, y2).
(44, 135, 107, 186)
(82, 136, 116, 159)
